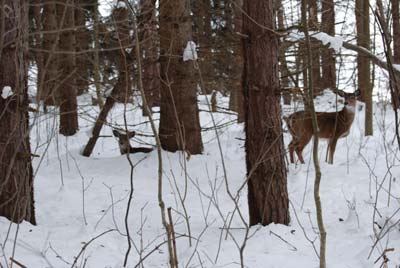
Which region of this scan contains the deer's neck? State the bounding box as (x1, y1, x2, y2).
(338, 105, 356, 125)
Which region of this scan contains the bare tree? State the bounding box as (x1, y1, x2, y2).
(159, 0, 203, 154)
(0, 0, 36, 224)
(243, 0, 289, 226)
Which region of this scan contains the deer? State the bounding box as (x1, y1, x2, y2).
(286, 89, 361, 164)
(113, 129, 153, 155)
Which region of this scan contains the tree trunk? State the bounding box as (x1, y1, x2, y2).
(0, 0, 36, 224)
(75, 0, 90, 95)
(159, 0, 203, 154)
(30, 0, 43, 97)
(392, 0, 400, 109)
(356, 0, 373, 136)
(277, 0, 291, 104)
(40, 0, 59, 106)
(308, 0, 322, 94)
(228, 0, 245, 122)
(140, 0, 160, 114)
(243, 0, 289, 226)
(321, 0, 336, 90)
(58, 1, 78, 136)
(112, 2, 132, 103)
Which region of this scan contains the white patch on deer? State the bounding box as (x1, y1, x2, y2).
(183, 41, 198, 61)
(346, 105, 356, 113)
(2, 86, 13, 99)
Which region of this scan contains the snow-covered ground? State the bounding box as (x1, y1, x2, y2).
(1, 92, 399, 268)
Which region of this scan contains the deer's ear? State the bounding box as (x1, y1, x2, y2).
(127, 131, 136, 138)
(354, 89, 361, 97)
(112, 130, 120, 138)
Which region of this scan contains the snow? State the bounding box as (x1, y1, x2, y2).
(183, 41, 198, 61)
(1, 86, 13, 99)
(1, 93, 400, 267)
(287, 31, 343, 52)
(116, 1, 127, 9)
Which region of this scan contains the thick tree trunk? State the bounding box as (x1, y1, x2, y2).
(140, 0, 160, 114)
(356, 0, 373, 135)
(159, 0, 203, 154)
(321, 0, 336, 90)
(243, 0, 289, 226)
(40, 0, 59, 106)
(0, 0, 36, 224)
(58, 1, 78, 136)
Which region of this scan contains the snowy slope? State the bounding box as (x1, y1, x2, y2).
(1, 92, 399, 268)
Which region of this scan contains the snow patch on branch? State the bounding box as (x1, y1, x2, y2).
(2, 86, 13, 99)
(183, 41, 198, 61)
(287, 30, 343, 52)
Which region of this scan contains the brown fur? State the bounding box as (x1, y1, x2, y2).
(113, 130, 153, 155)
(286, 90, 360, 164)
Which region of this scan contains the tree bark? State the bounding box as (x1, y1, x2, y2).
(228, 0, 245, 122)
(308, 0, 322, 94)
(112, 2, 132, 103)
(321, 0, 336, 90)
(193, 0, 214, 94)
(139, 0, 160, 114)
(159, 0, 203, 154)
(392, 0, 400, 109)
(0, 0, 36, 224)
(243, 0, 289, 226)
(58, 0, 78, 136)
(277, 0, 291, 104)
(40, 0, 59, 106)
(75, 0, 90, 95)
(356, 0, 373, 135)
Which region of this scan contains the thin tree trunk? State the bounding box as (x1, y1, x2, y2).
(392, 0, 400, 109)
(277, 0, 291, 104)
(308, 0, 322, 94)
(112, 2, 132, 103)
(159, 0, 203, 154)
(40, 0, 59, 106)
(92, 0, 104, 109)
(75, 0, 90, 95)
(243, 0, 289, 226)
(58, 0, 78, 136)
(31, 0, 43, 96)
(193, 0, 214, 94)
(321, 0, 336, 90)
(356, 0, 373, 135)
(228, 0, 245, 122)
(0, 0, 36, 224)
(140, 0, 160, 115)
(301, 1, 326, 267)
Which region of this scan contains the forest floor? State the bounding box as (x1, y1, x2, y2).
(1, 91, 399, 268)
